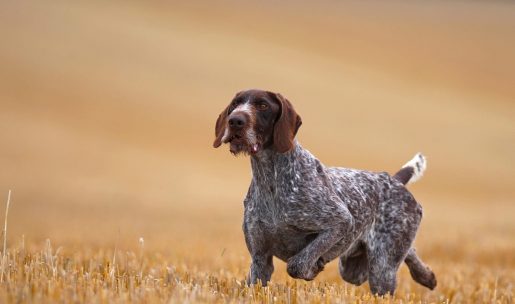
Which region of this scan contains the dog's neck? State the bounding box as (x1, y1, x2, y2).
(250, 141, 320, 193)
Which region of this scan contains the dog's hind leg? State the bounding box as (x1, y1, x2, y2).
(367, 187, 423, 296)
(338, 251, 369, 286)
(367, 248, 403, 296)
(404, 248, 437, 290)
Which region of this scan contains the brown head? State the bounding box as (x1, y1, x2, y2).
(213, 89, 302, 155)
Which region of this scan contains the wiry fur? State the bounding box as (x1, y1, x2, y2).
(215, 90, 436, 296)
(243, 143, 436, 295)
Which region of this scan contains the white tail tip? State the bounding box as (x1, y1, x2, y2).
(402, 153, 427, 185)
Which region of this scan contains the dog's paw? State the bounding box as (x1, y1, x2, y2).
(286, 257, 311, 280)
(315, 258, 325, 274)
(286, 256, 324, 281)
(418, 268, 437, 290)
(408, 265, 437, 290)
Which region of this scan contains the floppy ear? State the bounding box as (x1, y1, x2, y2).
(213, 92, 242, 148)
(213, 104, 230, 148)
(272, 93, 302, 153)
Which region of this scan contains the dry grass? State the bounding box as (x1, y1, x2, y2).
(0, 234, 512, 303)
(0, 197, 512, 303)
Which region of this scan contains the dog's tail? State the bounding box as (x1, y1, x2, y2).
(393, 153, 427, 185)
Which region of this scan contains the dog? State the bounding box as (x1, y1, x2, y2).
(213, 89, 436, 295)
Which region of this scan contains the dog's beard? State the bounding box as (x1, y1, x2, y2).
(227, 134, 261, 156)
(229, 139, 261, 156)
(229, 138, 249, 155)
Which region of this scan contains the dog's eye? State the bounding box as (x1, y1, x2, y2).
(258, 103, 269, 110)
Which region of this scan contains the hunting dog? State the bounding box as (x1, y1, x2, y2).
(213, 89, 436, 295)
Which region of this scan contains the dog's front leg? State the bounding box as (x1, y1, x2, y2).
(248, 255, 274, 286)
(287, 208, 354, 281)
(243, 215, 274, 286)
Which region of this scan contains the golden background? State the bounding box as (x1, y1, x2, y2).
(0, 0, 513, 301)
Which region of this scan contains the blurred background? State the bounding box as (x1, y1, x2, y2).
(0, 0, 513, 273)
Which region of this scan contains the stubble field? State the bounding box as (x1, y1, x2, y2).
(0, 0, 514, 302)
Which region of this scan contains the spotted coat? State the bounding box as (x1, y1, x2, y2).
(243, 141, 436, 295)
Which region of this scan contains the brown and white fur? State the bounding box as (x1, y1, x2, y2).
(213, 89, 436, 296)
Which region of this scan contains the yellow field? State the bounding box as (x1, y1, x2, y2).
(0, 0, 514, 302)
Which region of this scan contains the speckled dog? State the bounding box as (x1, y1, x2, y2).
(213, 89, 437, 295)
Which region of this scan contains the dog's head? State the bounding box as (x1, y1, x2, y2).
(213, 89, 302, 155)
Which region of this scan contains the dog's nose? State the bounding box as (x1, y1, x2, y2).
(228, 114, 247, 130)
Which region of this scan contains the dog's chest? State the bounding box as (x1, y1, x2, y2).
(247, 210, 313, 261)
(245, 192, 314, 261)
